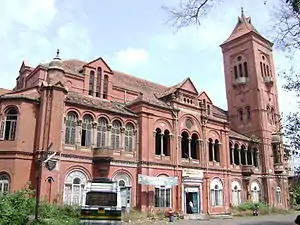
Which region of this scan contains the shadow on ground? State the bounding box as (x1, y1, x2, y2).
(241, 222, 293, 225)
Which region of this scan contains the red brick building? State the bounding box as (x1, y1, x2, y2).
(0, 12, 289, 214)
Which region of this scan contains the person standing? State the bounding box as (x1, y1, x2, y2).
(188, 201, 194, 214)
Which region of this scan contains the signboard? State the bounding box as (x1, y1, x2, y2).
(182, 168, 203, 178)
(138, 174, 178, 187)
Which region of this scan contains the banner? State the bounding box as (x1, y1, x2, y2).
(138, 174, 178, 186)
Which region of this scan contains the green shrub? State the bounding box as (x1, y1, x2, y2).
(0, 186, 35, 225)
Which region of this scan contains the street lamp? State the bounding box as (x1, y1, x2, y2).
(34, 142, 53, 221)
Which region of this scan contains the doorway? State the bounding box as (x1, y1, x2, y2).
(185, 192, 199, 214)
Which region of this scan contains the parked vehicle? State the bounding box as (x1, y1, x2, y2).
(80, 178, 122, 225)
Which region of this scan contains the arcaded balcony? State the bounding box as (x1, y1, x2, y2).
(92, 147, 135, 161)
(241, 165, 254, 176)
(263, 76, 274, 87)
(274, 163, 284, 174)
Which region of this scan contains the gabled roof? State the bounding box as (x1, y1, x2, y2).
(221, 8, 265, 45)
(198, 91, 213, 104)
(157, 77, 198, 99)
(84, 57, 113, 73)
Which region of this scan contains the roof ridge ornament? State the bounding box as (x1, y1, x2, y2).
(54, 49, 61, 60)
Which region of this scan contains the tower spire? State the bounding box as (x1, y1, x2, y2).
(241, 7, 245, 19)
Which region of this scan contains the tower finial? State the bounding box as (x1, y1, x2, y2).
(56, 49, 60, 58)
(241, 7, 245, 18)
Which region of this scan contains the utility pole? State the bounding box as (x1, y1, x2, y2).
(34, 142, 53, 221)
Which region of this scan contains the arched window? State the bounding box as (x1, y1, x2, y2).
(214, 139, 220, 162)
(155, 128, 162, 155)
(163, 130, 170, 156)
(272, 143, 281, 164)
(208, 138, 213, 161)
(253, 148, 259, 167)
(125, 123, 134, 152)
(270, 107, 275, 124)
(229, 142, 233, 165)
(276, 186, 282, 204)
(238, 108, 243, 122)
(97, 118, 107, 148)
(231, 181, 242, 206)
(111, 120, 121, 149)
(250, 181, 261, 203)
(181, 132, 189, 158)
(191, 133, 199, 160)
(155, 175, 171, 208)
(81, 115, 93, 147)
(247, 146, 253, 165)
(65, 112, 77, 145)
(241, 145, 246, 165)
(210, 178, 223, 206)
(207, 104, 211, 115)
(113, 173, 132, 208)
(103, 75, 108, 99)
(246, 106, 251, 121)
(89, 70, 95, 96)
(234, 143, 240, 165)
(0, 173, 10, 194)
(63, 170, 88, 205)
(0, 107, 18, 141)
(96, 67, 102, 97)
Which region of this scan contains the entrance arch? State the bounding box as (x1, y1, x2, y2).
(112, 172, 132, 208)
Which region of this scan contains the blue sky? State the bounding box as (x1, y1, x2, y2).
(0, 0, 299, 115)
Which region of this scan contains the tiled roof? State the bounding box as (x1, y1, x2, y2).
(0, 88, 11, 96)
(65, 91, 137, 117)
(212, 105, 227, 119)
(0, 88, 40, 101)
(229, 130, 251, 141)
(112, 71, 171, 109)
(222, 14, 261, 45)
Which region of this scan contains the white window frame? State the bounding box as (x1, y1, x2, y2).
(231, 181, 242, 206)
(0, 173, 10, 194)
(155, 186, 171, 208)
(210, 178, 224, 206)
(250, 181, 261, 203)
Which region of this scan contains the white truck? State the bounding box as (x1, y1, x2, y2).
(80, 178, 123, 225)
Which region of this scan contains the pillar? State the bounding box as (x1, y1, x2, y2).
(107, 123, 112, 148)
(76, 120, 82, 147)
(92, 121, 97, 148)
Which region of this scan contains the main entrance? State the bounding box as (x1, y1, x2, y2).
(185, 187, 199, 214)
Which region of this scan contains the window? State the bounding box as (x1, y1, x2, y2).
(251, 181, 261, 203)
(96, 118, 107, 148)
(207, 104, 211, 115)
(155, 128, 162, 155)
(208, 138, 213, 161)
(238, 108, 243, 122)
(272, 143, 281, 164)
(233, 56, 248, 80)
(276, 186, 282, 204)
(243, 62, 248, 77)
(190, 133, 199, 160)
(210, 178, 223, 206)
(181, 132, 189, 158)
(89, 70, 95, 96)
(214, 139, 220, 162)
(103, 75, 108, 99)
(81, 115, 93, 147)
(231, 182, 242, 206)
(155, 187, 171, 208)
(234, 66, 238, 79)
(0, 173, 10, 194)
(63, 170, 88, 205)
(125, 123, 134, 152)
(246, 106, 251, 120)
(96, 67, 102, 97)
(0, 107, 18, 141)
(86, 192, 117, 206)
(163, 130, 170, 156)
(113, 173, 132, 207)
(111, 120, 121, 149)
(65, 112, 77, 145)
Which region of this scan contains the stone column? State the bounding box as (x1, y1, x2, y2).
(212, 142, 215, 161)
(188, 137, 191, 158)
(132, 129, 137, 152)
(75, 120, 82, 147)
(92, 121, 98, 148)
(62, 116, 66, 145)
(178, 135, 182, 159)
(238, 148, 241, 165)
(199, 183, 203, 213)
(160, 133, 164, 156)
(121, 126, 125, 150)
(256, 150, 260, 168)
(251, 148, 254, 166)
(197, 139, 202, 161)
(107, 123, 112, 148)
(169, 133, 174, 157)
(245, 148, 248, 165)
(231, 147, 235, 165)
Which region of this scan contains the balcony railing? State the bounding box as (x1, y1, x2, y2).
(241, 165, 254, 176)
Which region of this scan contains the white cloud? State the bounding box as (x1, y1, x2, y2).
(110, 48, 149, 71)
(0, 0, 92, 89)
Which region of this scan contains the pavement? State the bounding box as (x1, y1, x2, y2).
(173, 213, 299, 225)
